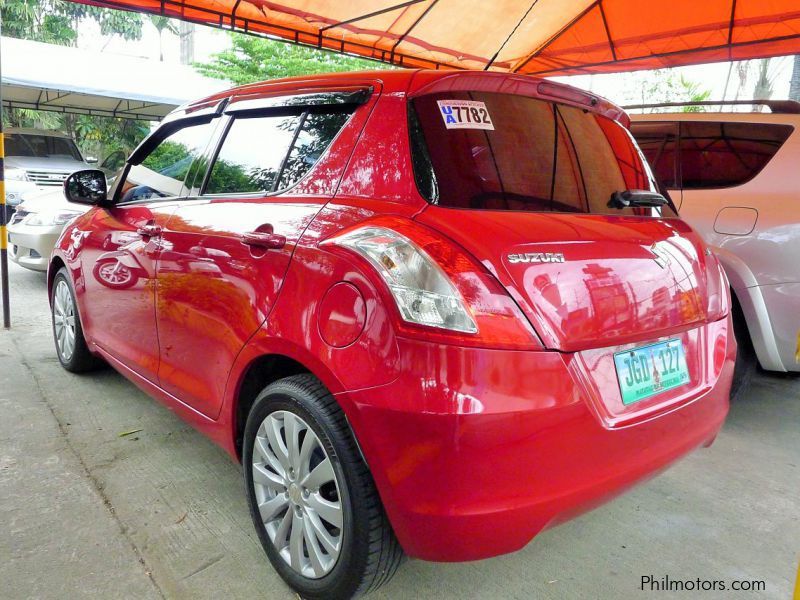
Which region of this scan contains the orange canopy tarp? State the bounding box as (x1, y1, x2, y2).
(79, 0, 800, 75)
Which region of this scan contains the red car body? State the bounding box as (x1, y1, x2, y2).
(49, 70, 733, 563)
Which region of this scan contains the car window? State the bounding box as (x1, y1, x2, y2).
(118, 120, 217, 202)
(205, 114, 302, 195)
(629, 121, 680, 188)
(678, 121, 792, 189)
(204, 108, 353, 195)
(6, 133, 83, 161)
(410, 92, 674, 218)
(276, 111, 352, 190)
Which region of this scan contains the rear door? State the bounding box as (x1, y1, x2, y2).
(155, 98, 359, 419)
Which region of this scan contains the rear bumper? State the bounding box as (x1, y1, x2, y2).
(341, 318, 733, 561)
(7, 224, 62, 272)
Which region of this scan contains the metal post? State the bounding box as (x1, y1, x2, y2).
(0, 26, 10, 329)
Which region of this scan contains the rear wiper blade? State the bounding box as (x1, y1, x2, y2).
(607, 189, 668, 209)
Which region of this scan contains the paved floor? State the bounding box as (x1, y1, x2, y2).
(1, 259, 798, 600)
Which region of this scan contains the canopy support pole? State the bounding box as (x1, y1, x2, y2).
(0, 27, 11, 329)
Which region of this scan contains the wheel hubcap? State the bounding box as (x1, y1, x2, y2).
(252, 410, 343, 579)
(53, 280, 76, 362)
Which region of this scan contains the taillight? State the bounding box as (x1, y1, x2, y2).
(704, 249, 730, 321)
(323, 218, 542, 349)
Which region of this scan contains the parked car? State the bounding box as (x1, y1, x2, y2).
(7, 189, 88, 271)
(8, 163, 171, 272)
(49, 71, 734, 600)
(630, 100, 800, 396)
(3, 128, 95, 210)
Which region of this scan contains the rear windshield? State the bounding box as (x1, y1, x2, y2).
(410, 92, 676, 218)
(5, 133, 83, 161)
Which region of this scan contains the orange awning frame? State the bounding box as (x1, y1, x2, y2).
(74, 0, 800, 76)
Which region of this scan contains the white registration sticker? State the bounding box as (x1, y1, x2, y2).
(437, 100, 494, 130)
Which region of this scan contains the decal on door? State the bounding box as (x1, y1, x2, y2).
(437, 100, 494, 130)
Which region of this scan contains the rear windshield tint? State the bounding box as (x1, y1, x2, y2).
(410, 92, 676, 217)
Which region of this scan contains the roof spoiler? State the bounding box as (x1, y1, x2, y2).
(623, 99, 800, 114)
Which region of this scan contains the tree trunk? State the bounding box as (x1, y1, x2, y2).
(179, 22, 194, 65)
(753, 58, 773, 102)
(790, 55, 800, 101)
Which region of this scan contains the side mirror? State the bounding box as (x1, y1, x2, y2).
(85, 156, 98, 164)
(64, 169, 108, 205)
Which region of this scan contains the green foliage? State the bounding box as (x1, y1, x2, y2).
(73, 116, 150, 160)
(0, 0, 143, 44)
(142, 140, 193, 177)
(150, 15, 178, 36)
(1, 0, 148, 160)
(194, 33, 388, 85)
(619, 69, 712, 111)
(205, 160, 260, 194)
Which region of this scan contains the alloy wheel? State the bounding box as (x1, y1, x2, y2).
(53, 280, 77, 362)
(252, 410, 344, 579)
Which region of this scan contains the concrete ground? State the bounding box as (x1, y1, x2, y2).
(1, 258, 798, 600)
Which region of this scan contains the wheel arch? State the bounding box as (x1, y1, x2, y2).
(47, 254, 67, 303)
(712, 246, 785, 371)
(231, 353, 313, 460)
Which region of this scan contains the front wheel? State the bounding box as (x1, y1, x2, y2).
(243, 374, 403, 599)
(51, 267, 103, 373)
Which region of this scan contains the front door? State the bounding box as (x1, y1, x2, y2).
(80, 118, 220, 381)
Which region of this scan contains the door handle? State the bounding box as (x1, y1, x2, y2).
(137, 223, 162, 238)
(241, 231, 286, 250)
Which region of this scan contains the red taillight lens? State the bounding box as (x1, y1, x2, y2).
(323, 217, 542, 350)
(705, 249, 730, 321)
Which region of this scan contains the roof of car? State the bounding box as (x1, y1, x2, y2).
(629, 111, 800, 125)
(177, 69, 627, 125)
(5, 127, 73, 138)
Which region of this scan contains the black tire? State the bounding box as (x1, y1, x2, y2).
(243, 374, 403, 599)
(730, 294, 756, 401)
(51, 267, 104, 373)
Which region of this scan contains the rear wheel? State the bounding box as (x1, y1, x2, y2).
(730, 294, 756, 401)
(243, 374, 403, 599)
(51, 268, 103, 373)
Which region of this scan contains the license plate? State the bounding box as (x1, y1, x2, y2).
(613, 339, 690, 405)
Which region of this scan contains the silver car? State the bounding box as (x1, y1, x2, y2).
(3, 128, 95, 208)
(630, 101, 800, 397)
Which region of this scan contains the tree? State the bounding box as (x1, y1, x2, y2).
(0, 0, 148, 160)
(0, 0, 143, 45)
(619, 69, 711, 111)
(150, 15, 179, 61)
(194, 33, 388, 85)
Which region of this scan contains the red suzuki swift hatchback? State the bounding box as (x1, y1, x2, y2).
(50, 70, 734, 599)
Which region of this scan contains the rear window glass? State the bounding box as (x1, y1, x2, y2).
(410, 92, 675, 217)
(630, 120, 793, 190)
(679, 121, 792, 189)
(630, 121, 679, 188)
